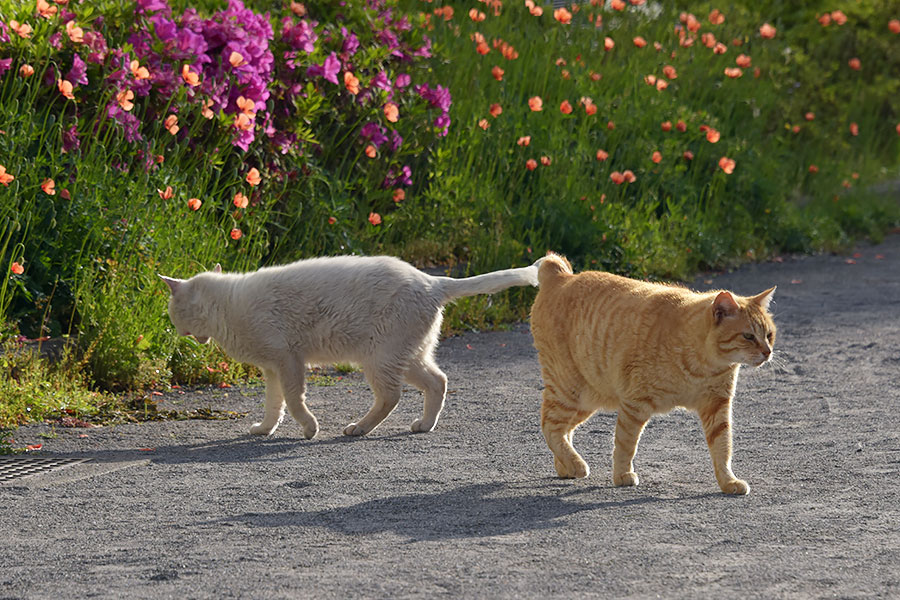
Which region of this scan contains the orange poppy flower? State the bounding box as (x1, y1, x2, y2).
(849, 122, 859, 136)
(685, 14, 701, 32)
(344, 71, 360, 95)
(610, 171, 625, 184)
(327, 216, 337, 225)
(57, 79, 74, 99)
(655, 79, 668, 91)
(37, 0, 58, 19)
(165, 114, 179, 135)
(808, 165, 818, 174)
(229, 51, 246, 68)
(633, 36, 647, 48)
(683, 151, 694, 160)
(476, 41, 490, 55)
(724, 67, 742, 78)
(553, 8, 572, 24)
(604, 37, 615, 51)
(489, 103, 502, 118)
(393, 189, 405, 202)
(528, 96, 543, 112)
(500, 43, 519, 60)
(0, 165, 15, 186)
(791, 125, 801, 134)
(701, 32, 716, 48)
(830, 10, 847, 25)
(478, 119, 490, 130)
(201, 99, 215, 119)
(848, 58, 861, 71)
(230, 228, 243, 240)
(19, 64, 34, 77)
(368, 212, 382, 226)
(896, 123, 900, 136)
(9, 20, 33, 39)
(890, 19, 900, 34)
(188, 198, 202, 210)
(559, 100, 573, 115)
(676, 120, 687, 132)
(651, 151, 662, 164)
(623, 170, 636, 183)
(517, 136, 531, 147)
(610, 0, 625, 10)
(661, 121, 672, 132)
(468, 8, 486, 22)
(384, 102, 399, 123)
(805, 112, 815, 121)
(233, 193, 249, 209)
(290, 2, 307, 16)
(364, 144, 377, 157)
(662, 65, 677, 79)
(66, 20, 84, 43)
(528, 3, 543, 16)
(718, 156, 736, 174)
(735, 54, 751, 68)
(525, 159, 538, 171)
(246, 168, 261, 186)
(709, 9, 725, 25)
(596, 149, 609, 161)
(607, 121, 615, 130)
(434, 6, 453, 20)
(236, 96, 255, 117)
(117, 89, 135, 111)
(158, 186, 174, 200)
(130, 60, 150, 80)
(706, 128, 721, 143)
(590, 71, 601, 81)
(713, 42, 727, 54)
(584, 103, 597, 116)
(759, 23, 776, 39)
(181, 65, 200, 86)
(10, 262, 24, 275)
(818, 13, 832, 27)
(41, 178, 56, 195)
(644, 74, 657, 86)
(491, 66, 504, 81)
(540, 156, 551, 166)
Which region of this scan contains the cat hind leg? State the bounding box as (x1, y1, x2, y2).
(344, 369, 403, 436)
(404, 358, 448, 433)
(541, 390, 592, 479)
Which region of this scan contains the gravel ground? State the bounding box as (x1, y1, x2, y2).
(2, 235, 899, 599)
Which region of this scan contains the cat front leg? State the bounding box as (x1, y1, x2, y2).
(612, 403, 651, 487)
(698, 396, 749, 495)
(249, 368, 286, 436)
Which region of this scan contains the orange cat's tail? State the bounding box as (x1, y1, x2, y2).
(537, 252, 573, 287)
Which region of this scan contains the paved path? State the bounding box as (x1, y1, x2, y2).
(2, 236, 900, 599)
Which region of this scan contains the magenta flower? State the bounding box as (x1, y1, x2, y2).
(65, 54, 89, 86)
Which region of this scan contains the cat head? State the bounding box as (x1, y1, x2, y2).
(709, 287, 777, 368)
(159, 264, 222, 344)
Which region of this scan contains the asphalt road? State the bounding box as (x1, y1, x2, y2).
(2, 235, 899, 599)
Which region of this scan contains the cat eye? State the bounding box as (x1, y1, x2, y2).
(742, 333, 756, 341)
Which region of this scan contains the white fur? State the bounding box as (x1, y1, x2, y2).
(160, 255, 545, 438)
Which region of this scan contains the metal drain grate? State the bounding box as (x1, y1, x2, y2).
(0, 456, 90, 482)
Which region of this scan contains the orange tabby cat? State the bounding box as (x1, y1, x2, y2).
(530, 253, 776, 495)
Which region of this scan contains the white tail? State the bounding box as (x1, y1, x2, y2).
(434, 257, 547, 303)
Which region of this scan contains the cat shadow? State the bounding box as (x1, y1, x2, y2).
(214, 482, 709, 542)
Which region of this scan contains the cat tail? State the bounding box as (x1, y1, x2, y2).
(537, 252, 574, 288)
(435, 257, 547, 303)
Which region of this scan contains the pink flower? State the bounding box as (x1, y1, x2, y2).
(230, 228, 243, 240)
(718, 156, 736, 174)
(368, 212, 382, 226)
(10, 262, 24, 275)
(759, 23, 776, 39)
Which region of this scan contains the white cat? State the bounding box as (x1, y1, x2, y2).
(160, 255, 545, 438)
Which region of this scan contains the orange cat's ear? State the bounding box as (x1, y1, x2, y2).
(213, 263, 222, 273)
(159, 274, 183, 294)
(751, 286, 776, 311)
(713, 291, 739, 324)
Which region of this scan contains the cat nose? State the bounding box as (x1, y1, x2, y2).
(760, 346, 771, 358)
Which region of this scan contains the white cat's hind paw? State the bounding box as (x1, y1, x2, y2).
(249, 422, 277, 436)
(343, 423, 368, 436)
(410, 418, 436, 433)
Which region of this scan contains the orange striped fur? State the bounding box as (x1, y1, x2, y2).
(530, 253, 776, 495)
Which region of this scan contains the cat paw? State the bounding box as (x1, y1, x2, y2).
(720, 478, 750, 495)
(613, 471, 640, 487)
(343, 422, 369, 437)
(410, 418, 436, 433)
(302, 423, 319, 440)
(554, 456, 590, 479)
(249, 422, 276, 436)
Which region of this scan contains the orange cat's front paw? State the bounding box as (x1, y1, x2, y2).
(554, 456, 590, 479)
(720, 478, 750, 495)
(613, 471, 640, 487)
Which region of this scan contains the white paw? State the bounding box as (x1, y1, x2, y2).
(410, 418, 436, 433)
(343, 422, 368, 436)
(249, 422, 276, 436)
(302, 423, 319, 440)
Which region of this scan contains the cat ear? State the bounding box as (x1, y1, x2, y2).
(713, 291, 739, 324)
(158, 274, 183, 294)
(213, 263, 222, 273)
(752, 286, 776, 311)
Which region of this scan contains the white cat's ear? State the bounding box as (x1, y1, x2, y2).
(713, 291, 739, 324)
(158, 274, 183, 294)
(213, 263, 222, 273)
(752, 286, 776, 311)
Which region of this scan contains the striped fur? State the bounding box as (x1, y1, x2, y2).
(530, 253, 776, 495)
